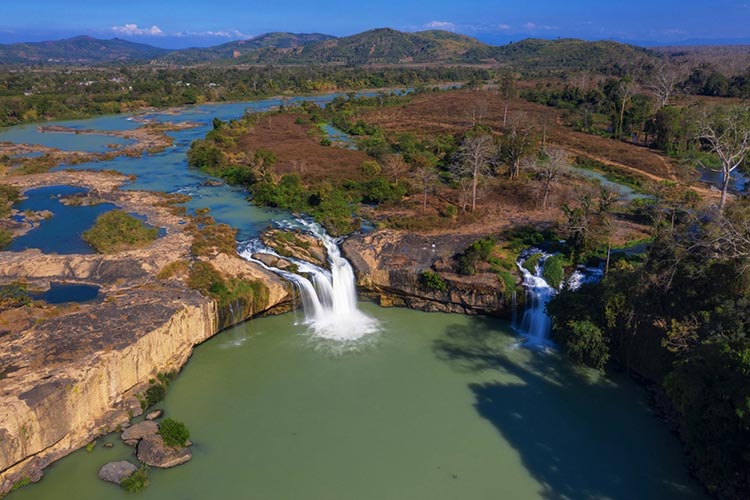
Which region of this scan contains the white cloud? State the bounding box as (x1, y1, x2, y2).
(111, 24, 164, 36)
(522, 22, 558, 32)
(497, 24, 511, 30)
(177, 29, 252, 39)
(424, 21, 456, 31)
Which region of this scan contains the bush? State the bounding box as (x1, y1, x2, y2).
(158, 418, 190, 448)
(522, 253, 543, 274)
(420, 270, 448, 292)
(82, 210, 159, 253)
(458, 237, 496, 275)
(542, 255, 566, 289)
(120, 465, 149, 492)
(557, 320, 609, 370)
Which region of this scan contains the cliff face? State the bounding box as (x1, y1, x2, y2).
(0, 173, 294, 494)
(342, 230, 516, 316)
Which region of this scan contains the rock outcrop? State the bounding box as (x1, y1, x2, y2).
(136, 436, 191, 468)
(342, 229, 516, 316)
(98, 461, 137, 485)
(0, 172, 294, 495)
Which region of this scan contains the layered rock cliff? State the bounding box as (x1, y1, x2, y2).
(341, 229, 517, 316)
(0, 173, 293, 494)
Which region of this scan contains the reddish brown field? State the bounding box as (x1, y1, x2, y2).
(236, 113, 372, 183)
(359, 89, 681, 181)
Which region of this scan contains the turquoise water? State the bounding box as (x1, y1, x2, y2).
(7, 186, 116, 254)
(0, 94, 706, 499)
(9, 305, 705, 500)
(0, 119, 134, 153)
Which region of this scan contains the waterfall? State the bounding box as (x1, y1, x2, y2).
(238, 219, 378, 342)
(516, 249, 605, 350)
(516, 250, 556, 349)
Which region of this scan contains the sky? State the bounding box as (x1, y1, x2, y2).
(1, 0, 749, 48)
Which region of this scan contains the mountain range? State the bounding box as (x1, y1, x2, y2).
(0, 28, 658, 68)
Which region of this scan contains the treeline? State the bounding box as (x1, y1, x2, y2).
(548, 196, 750, 499)
(522, 64, 750, 156)
(0, 65, 491, 127)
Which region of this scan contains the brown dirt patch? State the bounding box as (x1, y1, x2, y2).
(236, 113, 373, 184)
(359, 89, 682, 182)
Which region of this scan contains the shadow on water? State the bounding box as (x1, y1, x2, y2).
(433, 316, 703, 500)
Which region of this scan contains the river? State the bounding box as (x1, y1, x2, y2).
(0, 94, 706, 499)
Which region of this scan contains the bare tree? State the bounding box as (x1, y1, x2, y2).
(408, 153, 440, 211)
(649, 64, 681, 109)
(500, 112, 537, 180)
(525, 146, 569, 209)
(698, 105, 750, 212)
(452, 134, 495, 212)
(466, 98, 489, 129)
(496, 71, 517, 127)
(383, 153, 410, 181)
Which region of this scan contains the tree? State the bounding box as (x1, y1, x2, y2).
(466, 97, 488, 129)
(649, 64, 681, 109)
(499, 112, 537, 180)
(603, 77, 635, 139)
(697, 105, 750, 212)
(496, 70, 517, 127)
(452, 134, 495, 212)
(525, 146, 569, 209)
(408, 153, 440, 211)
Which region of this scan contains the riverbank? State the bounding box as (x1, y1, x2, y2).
(0, 170, 293, 495)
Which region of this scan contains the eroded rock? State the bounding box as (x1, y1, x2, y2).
(98, 461, 137, 484)
(145, 410, 163, 421)
(121, 420, 158, 447)
(136, 436, 191, 468)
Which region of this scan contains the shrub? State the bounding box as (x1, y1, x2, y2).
(458, 237, 496, 275)
(420, 270, 448, 292)
(157, 260, 190, 280)
(522, 253, 543, 274)
(120, 465, 149, 492)
(542, 255, 566, 289)
(557, 320, 609, 371)
(82, 210, 159, 253)
(158, 418, 190, 448)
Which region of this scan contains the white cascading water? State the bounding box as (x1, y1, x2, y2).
(238, 219, 378, 342)
(516, 250, 556, 349)
(516, 248, 605, 349)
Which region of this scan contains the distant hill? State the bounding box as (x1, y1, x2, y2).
(0, 29, 661, 71)
(0, 36, 169, 64)
(161, 32, 335, 64)
(235, 28, 492, 65)
(492, 38, 656, 71)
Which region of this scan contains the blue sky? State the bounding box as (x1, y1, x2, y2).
(1, 0, 749, 47)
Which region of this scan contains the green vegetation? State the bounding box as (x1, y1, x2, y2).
(82, 210, 159, 253)
(458, 237, 496, 275)
(157, 418, 190, 448)
(0, 282, 32, 309)
(420, 270, 448, 292)
(137, 371, 176, 410)
(522, 253, 543, 274)
(541, 255, 566, 289)
(10, 477, 31, 492)
(546, 197, 750, 496)
(85, 441, 96, 453)
(0, 185, 20, 217)
(186, 212, 238, 257)
(0, 64, 489, 128)
(187, 261, 269, 314)
(156, 260, 190, 280)
(120, 465, 149, 493)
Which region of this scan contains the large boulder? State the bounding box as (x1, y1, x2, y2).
(97, 461, 137, 485)
(136, 436, 191, 468)
(121, 420, 158, 447)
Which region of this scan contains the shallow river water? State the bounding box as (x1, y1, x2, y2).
(0, 94, 706, 499)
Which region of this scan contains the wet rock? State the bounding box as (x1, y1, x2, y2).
(252, 253, 297, 271)
(98, 461, 137, 484)
(103, 442, 114, 449)
(121, 420, 158, 447)
(145, 409, 163, 421)
(260, 229, 328, 268)
(136, 436, 191, 468)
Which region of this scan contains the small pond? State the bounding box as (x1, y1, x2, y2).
(32, 283, 100, 304)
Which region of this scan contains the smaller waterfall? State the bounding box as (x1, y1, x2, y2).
(516, 251, 556, 349)
(516, 249, 605, 350)
(239, 219, 378, 342)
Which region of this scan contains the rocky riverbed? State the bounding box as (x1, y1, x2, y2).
(0, 171, 293, 495)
